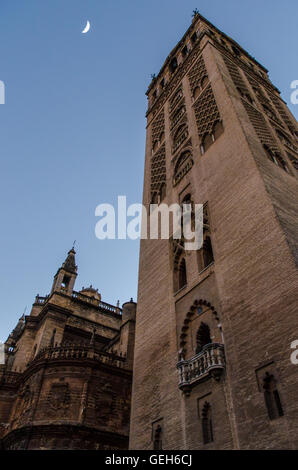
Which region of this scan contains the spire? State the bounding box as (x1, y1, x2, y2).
(51, 246, 78, 295)
(61, 247, 77, 274)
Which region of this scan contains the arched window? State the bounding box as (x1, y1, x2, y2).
(232, 45, 241, 57)
(153, 425, 162, 450)
(212, 121, 224, 140)
(151, 192, 159, 205)
(174, 124, 187, 142)
(275, 154, 289, 173)
(174, 151, 193, 184)
(263, 145, 289, 173)
(193, 86, 200, 101)
(276, 129, 292, 148)
(181, 193, 192, 208)
(203, 236, 214, 268)
(159, 183, 166, 202)
(263, 373, 284, 420)
(152, 140, 159, 153)
(197, 205, 215, 272)
(178, 258, 187, 290)
(200, 122, 223, 155)
(202, 402, 214, 445)
(263, 145, 276, 164)
(170, 57, 178, 74)
(196, 322, 212, 353)
(173, 124, 188, 152)
(200, 133, 213, 154)
(287, 152, 298, 171)
(201, 75, 208, 89)
(61, 275, 70, 289)
(159, 131, 164, 144)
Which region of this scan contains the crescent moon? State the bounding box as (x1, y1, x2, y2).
(82, 21, 90, 34)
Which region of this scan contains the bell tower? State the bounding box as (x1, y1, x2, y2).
(130, 11, 298, 450)
(51, 247, 77, 296)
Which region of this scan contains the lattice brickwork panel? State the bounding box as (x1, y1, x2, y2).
(169, 87, 183, 113)
(242, 99, 279, 151)
(268, 91, 298, 135)
(223, 55, 250, 95)
(244, 73, 284, 127)
(193, 84, 221, 137)
(188, 54, 208, 95)
(151, 109, 165, 147)
(151, 144, 166, 192)
(170, 98, 186, 131)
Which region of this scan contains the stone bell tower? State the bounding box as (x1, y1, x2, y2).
(51, 247, 77, 296)
(130, 11, 298, 450)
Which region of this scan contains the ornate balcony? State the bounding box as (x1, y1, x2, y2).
(177, 343, 225, 394)
(27, 344, 128, 370)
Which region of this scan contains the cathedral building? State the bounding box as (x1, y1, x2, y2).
(0, 248, 136, 450)
(130, 12, 298, 450)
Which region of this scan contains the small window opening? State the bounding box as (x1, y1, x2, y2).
(170, 57, 178, 74)
(61, 275, 71, 289)
(191, 32, 197, 44)
(178, 258, 187, 290)
(196, 322, 212, 353)
(182, 45, 188, 58)
(153, 425, 162, 450)
(202, 402, 214, 445)
(263, 373, 284, 420)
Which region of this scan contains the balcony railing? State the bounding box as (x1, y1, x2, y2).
(0, 369, 21, 386)
(35, 292, 121, 315)
(177, 343, 225, 392)
(72, 291, 121, 315)
(34, 295, 49, 305)
(27, 344, 128, 370)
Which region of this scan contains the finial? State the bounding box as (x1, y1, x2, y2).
(72, 240, 76, 249)
(151, 73, 156, 80)
(192, 8, 199, 18)
(130, 298, 133, 303)
(20, 306, 27, 320)
(117, 300, 120, 308)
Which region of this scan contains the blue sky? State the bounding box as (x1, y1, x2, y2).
(0, 0, 297, 340)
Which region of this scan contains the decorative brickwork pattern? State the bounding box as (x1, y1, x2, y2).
(169, 87, 184, 113)
(193, 84, 221, 137)
(244, 73, 284, 127)
(170, 99, 187, 131)
(268, 91, 298, 136)
(223, 55, 251, 96)
(241, 99, 279, 151)
(151, 144, 166, 199)
(188, 54, 208, 96)
(151, 109, 165, 151)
